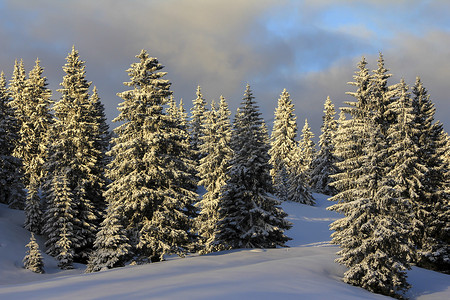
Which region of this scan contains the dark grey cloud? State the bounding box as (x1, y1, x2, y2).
(0, 0, 448, 139)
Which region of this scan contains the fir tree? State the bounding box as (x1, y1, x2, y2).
(298, 118, 315, 183)
(23, 232, 45, 274)
(329, 57, 413, 298)
(86, 199, 131, 273)
(411, 77, 450, 272)
(286, 143, 315, 205)
(22, 59, 53, 234)
(329, 118, 411, 299)
(310, 96, 338, 195)
(190, 85, 207, 162)
(285, 118, 315, 205)
(106, 50, 196, 264)
(269, 89, 298, 201)
(196, 96, 233, 254)
(43, 46, 99, 262)
(216, 84, 291, 249)
(0, 71, 26, 209)
(8, 59, 28, 164)
(88, 86, 110, 216)
(43, 172, 80, 269)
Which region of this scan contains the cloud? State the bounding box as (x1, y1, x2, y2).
(0, 0, 448, 136)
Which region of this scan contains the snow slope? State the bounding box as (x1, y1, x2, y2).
(0, 194, 448, 299)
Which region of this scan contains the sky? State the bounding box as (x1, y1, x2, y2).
(0, 0, 449, 136)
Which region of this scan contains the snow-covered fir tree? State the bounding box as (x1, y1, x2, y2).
(410, 77, 450, 272)
(104, 50, 196, 264)
(286, 143, 315, 205)
(8, 59, 28, 165)
(285, 118, 315, 205)
(269, 89, 298, 201)
(86, 199, 131, 273)
(215, 84, 291, 249)
(0, 71, 26, 209)
(329, 118, 412, 299)
(43, 46, 100, 262)
(43, 172, 79, 268)
(332, 57, 371, 201)
(329, 57, 414, 298)
(22, 59, 53, 234)
(87, 86, 110, 215)
(195, 96, 233, 254)
(310, 96, 338, 195)
(56, 221, 75, 270)
(190, 85, 207, 162)
(23, 232, 45, 274)
(298, 118, 315, 182)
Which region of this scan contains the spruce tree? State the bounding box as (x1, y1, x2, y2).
(190, 85, 207, 162)
(285, 118, 315, 205)
(23, 232, 45, 274)
(106, 50, 196, 264)
(269, 89, 298, 201)
(8, 59, 28, 164)
(43, 46, 99, 262)
(298, 118, 315, 183)
(411, 77, 450, 272)
(22, 59, 53, 234)
(196, 96, 233, 254)
(216, 84, 291, 249)
(86, 199, 131, 273)
(329, 57, 413, 298)
(0, 71, 26, 209)
(43, 172, 79, 269)
(310, 96, 338, 195)
(329, 118, 411, 299)
(88, 86, 110, 216)
(286, 143, 315, 205)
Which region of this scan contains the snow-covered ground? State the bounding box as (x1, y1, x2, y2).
(0, 194, 448, 299)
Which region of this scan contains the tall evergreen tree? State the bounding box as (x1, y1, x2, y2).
(88, 86, 110, 216)
(22, 59, 53, 234)
(329, 57, 413, 298)
(0, 71, 26, 209)
(215, 84, 291, 249)
(196, 96, 233, 254)
(298, 118, 315, 182)
(410, 77, 450, 272)
(269, 89, 298, 201)
(23, 232, 45, 274)
(310, 96, 338, 195)
(105, 50, 196, 264)
(43, 46, 100, 262)
(8, 59, 28, 163)
(329, 118, 411, 299)
(190, 85, 207, 162)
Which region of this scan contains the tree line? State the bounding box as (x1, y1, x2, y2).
(0, 47, 448, 299)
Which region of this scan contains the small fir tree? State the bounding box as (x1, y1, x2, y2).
(298, 118, 315, 183)
(269, 89, 298, 201)
(216, 84, 291, 249)
(310, 96, 338, 195)
(86, 200, 131, 273)
(23, 233, 45, 274)
(190, 85, 207, 162)
(195, 97, 233, 254)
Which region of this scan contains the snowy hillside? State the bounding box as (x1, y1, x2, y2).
(0, 194, 448, 299)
